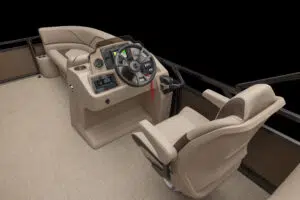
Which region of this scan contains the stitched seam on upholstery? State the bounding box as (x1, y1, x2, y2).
(72, 56, 79, 65)
(67, 30, 87, 45)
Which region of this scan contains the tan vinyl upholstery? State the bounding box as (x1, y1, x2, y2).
(139, 120, 177, 165)
(202, 89, 229, 108)
(268, 163, 300, 200)
(65, 49, 89, 60)
(65, 49, 89, 69)
(38, 26, 115, 78)
(132, 84, 285, 199)
(156, 107, 209, 145)
(47, 49, 67, 74)
(216, 84, 279, 120)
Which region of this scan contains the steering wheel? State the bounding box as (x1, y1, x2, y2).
(114, 44, 157, 87)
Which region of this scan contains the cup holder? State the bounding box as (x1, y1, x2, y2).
(74, 65, 87, 71)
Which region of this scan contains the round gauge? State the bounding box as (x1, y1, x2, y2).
(94, 58, 104, 68)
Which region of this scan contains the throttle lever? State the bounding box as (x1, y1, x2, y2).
(160, 75, 174, 85)
(160, 75, 179, 94)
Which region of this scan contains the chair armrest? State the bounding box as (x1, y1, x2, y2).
(138, 120, 177, 165)
(132, 132, 161, 167)
(202, 89, 229, 108)
(47, 49, 67, 68)
(67, 54, 89, 67)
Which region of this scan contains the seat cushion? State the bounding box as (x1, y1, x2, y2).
(46, 49, 88, 77)
(179, 106, 210, 126)
(65, 49, 89, 60)
(156, 107, 209, 145)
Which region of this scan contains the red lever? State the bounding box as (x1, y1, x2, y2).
(150, 80, 154, 101)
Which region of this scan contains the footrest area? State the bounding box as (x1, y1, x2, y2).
(84, 106, 152, 149)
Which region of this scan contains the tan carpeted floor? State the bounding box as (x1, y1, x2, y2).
(0, 76, 270, 200)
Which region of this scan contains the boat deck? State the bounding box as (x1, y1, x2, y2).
(0, 76, 269, 200)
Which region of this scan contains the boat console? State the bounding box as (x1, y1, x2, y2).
(68, 41, 174, 149)
(38, 26, 183, 149)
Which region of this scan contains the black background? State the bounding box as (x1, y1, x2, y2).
(1, 10, 297, 83)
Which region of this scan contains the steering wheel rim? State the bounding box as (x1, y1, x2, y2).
(114, 44, 157, 87)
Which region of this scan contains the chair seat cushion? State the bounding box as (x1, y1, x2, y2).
(156, 107, 209, 145)
(179, 106, 210, 126)
(65, 49, 89, 60)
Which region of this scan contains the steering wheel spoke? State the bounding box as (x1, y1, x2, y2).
(137, 48, 145, 62)
(136, 72, 149, 83)
(141, 55, 151, 63)
(134, 73, 140, 85)
(116, 59, 129, 68)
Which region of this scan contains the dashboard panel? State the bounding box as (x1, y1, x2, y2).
(89, 41, 130, 73)
(91, 74, 118, 94)
(100, 43, 131, 69)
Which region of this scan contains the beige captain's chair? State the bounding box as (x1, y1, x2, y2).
(132, 84, 285, 199)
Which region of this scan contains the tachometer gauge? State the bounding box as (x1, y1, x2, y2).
(94, 58, 104, 68)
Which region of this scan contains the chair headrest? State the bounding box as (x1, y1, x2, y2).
(217, 84, 278, 120)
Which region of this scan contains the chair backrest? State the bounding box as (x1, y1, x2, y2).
(39, 26, 115, 53)
(216, 84, 280, 120)
(170, 84, 285, 199)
